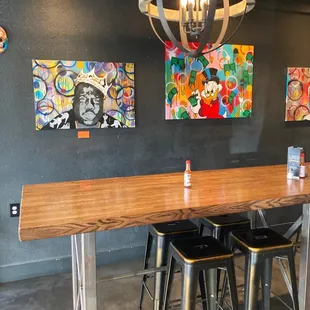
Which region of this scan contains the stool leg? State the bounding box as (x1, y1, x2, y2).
(139, 232, 154, 309)
(218, 233, 234, 308)
(244, 253, 260, 310)
(215, 228, 223, 307)
(163, 253, 176, 310)
(261, 258, 273, 310)
(199, 270, 208, 310)
(219, 270, 228, 308)
(226, 259, 239, 310)
(154, 235, 168, 310)
(199, 223, 205, 236)
(287, 250, 300, 310)
(219, 236, 234, 308)
(181, 265, 199, 310)
(206, 268, 218, 310)
(205, 228, 221, 310)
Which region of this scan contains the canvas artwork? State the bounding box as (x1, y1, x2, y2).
(285, 67, 310, 121)
(165, 41, 254, 120)
(33, 60, 135, 130)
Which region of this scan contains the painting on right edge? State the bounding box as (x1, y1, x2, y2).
(286, 67, 310, 121)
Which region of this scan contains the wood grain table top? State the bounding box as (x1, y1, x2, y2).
(19, 165, 310, 241)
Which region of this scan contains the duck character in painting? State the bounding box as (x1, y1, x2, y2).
(190, 68, 224, 119)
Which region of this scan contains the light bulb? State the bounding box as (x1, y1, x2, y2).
(200, 0, 208, 20)
(180, 0, 188, 7)
(200, 0, 209, 8)
(188, 0, 195, 6)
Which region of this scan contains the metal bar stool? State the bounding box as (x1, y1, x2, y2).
(139, 220, 198, 310)
(231, 228, 299, 310)
(200, 214, 251, 245)
(163, 236, 239, 310)
(200, 214, 251, 309)
(256, 209, 302, 299)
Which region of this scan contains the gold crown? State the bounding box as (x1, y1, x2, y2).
(75, 68, 111, 95)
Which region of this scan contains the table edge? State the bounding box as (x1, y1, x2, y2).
(19, 193, 310, 241)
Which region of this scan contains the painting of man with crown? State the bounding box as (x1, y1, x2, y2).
(33, 60, 135, 130)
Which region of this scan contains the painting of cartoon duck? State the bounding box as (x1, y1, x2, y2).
(190, 68, 224, 119)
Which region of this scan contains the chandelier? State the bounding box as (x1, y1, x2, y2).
(139, 0, 256, 57)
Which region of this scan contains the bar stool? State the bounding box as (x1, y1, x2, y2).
(139, 220, 198, 310)
(200, 214, 251, 309)
(231, 228, 299, 310)
(163, 236, 239, 310)
(199, 214, 251, 246)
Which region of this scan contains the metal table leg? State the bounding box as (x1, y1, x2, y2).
(72, 236, 78, 309)
(247, 210, 257, 229)
(299, 204, 310, 310)
(71, 232, 97, 310)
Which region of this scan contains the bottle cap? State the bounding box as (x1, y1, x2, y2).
(186, 160, 191, 164)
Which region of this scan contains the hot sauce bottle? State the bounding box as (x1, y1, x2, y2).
(184, 160, 192, 188)
(300, 151, 307, 178)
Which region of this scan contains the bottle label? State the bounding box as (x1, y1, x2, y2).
(184, 172, 191, 187)
(300, 165, 307, 178)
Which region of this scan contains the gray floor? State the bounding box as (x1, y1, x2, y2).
(0, 253, 300, 310)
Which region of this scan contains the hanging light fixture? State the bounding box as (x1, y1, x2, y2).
(139, 0, 256, 57)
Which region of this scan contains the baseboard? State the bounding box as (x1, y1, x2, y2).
(0, 245, 145, 283)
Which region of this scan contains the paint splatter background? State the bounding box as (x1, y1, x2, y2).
(33, 60, 135, 130)
(285, 67, 310, 121)
(165, 42, 254, 120)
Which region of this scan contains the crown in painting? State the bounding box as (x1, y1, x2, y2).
(75, 68, 111, 95)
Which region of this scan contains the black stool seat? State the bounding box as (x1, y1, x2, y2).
(172, 236, 232, 264)
(203, 214, 250, 227)
(231, 228, 293, 252)
(151, 220, 198, 236)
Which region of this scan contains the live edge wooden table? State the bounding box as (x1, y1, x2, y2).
(19, 165, 310, 310)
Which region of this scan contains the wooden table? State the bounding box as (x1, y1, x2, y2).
(19, 165, 310, 310)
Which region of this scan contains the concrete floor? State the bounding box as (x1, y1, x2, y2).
(0, 253, 300, 310)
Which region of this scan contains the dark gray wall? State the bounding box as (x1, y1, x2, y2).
(0, 0, 308, 282)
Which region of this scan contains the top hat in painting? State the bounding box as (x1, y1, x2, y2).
(202, 68, 220, 85)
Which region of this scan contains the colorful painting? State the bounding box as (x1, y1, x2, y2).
(285, 67, 310, 121)
(165, 42, 254, 120)
(0, 27, 8, 54)
(33, 60, 135, 130)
